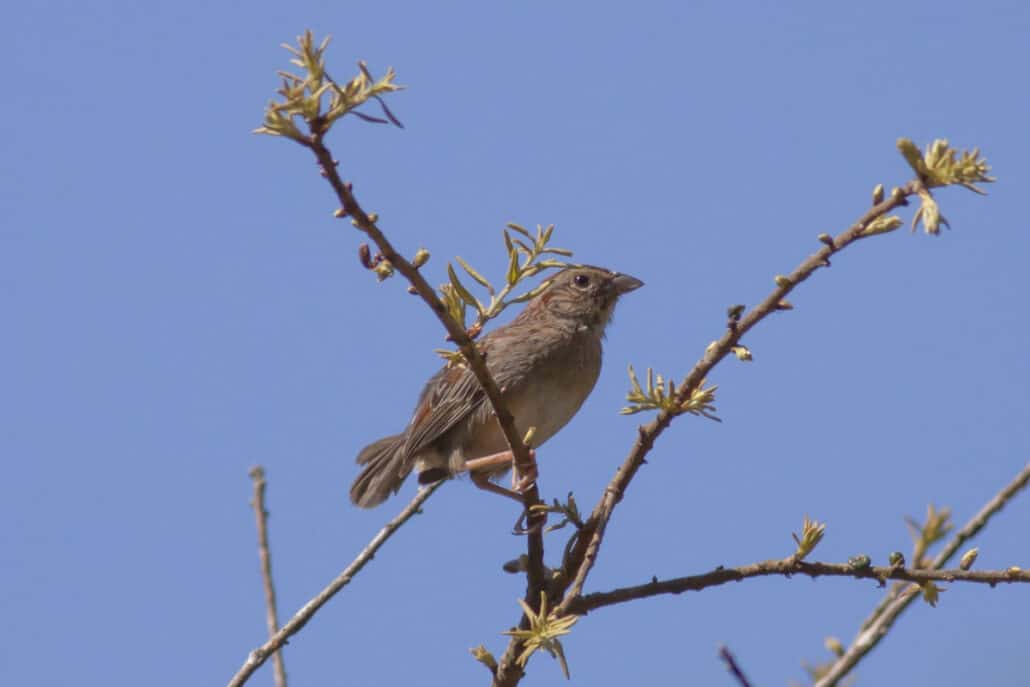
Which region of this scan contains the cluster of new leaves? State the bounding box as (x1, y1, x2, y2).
(898, 138, 995, 193)
(791, 515, 827, 561)
(896, 138, 995, 235)
(501, 593, 579, 679)
(255, 31, 402, 143)
(905, 503, 955, 605)
(437, 223, 571, 361)
(621, 365, 720, 420)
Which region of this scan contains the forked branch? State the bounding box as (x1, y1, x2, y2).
(813, 462, 1030, 687)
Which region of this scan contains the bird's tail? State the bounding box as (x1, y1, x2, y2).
(350, 434, 408, 508)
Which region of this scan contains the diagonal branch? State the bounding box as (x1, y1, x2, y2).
(256, 45, 552, 686)
(248, 467, 288, 687)
(303, 129, 550, 637)
(813, 461, 1030, 687)
(302, 130, 536, 486)
(228, 482, 442, 687)
(553, 182, 923, 617)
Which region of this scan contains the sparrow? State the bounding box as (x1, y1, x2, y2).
(350, 264, 643, 508)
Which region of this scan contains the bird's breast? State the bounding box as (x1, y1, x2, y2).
(462, 333, 603, 457)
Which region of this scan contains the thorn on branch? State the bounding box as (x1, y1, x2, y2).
(726, 304, 745, 326)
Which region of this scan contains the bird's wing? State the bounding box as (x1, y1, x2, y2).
(401, 362, 486, 459)
(401, 324, 545, 460)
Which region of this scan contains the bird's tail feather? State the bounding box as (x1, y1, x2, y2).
(350, 434, 408, 508)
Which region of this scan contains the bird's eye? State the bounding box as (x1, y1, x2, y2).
(573, 273, 591, 288)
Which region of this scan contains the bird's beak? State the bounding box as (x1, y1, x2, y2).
(611, 273, 644, 294)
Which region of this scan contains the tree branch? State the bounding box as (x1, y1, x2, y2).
(813, 461, 1030, 687)
(719, 645, 755, 687)
(554, 182, 923, 617)
(569, 560, 1030, 615)
(258, 48, 547, 685)
(248, 467, 288, 687)
(303, 129, 550, 657)
(228, 482, 442, 687)
(489, 180, 925, 686)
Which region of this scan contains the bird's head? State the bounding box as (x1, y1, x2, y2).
(523, 265, 644, 335)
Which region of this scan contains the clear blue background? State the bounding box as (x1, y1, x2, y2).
(3, 1, 1028, 685)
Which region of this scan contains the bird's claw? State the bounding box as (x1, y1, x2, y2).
(511, 448, 538, 491)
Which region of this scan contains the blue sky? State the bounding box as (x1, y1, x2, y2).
(3, 1, 1029, 685)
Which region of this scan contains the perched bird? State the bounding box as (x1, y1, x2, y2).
(350, 264, 643, 508)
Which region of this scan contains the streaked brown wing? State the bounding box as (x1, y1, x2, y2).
(401, 363, 486, 460)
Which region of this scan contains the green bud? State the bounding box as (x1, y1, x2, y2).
(872, 183, 885, 204)
(861, 215, 904, 237)
(373, 260, 394, 281)
(412, 247, 430, 268)
(848, 554, 872, 570)
(731, 345, 752, 362)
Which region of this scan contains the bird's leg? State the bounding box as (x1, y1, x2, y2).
(463, 448, 538, 499)
(470, 470, 526, 503)
(462, 448, 537, 481)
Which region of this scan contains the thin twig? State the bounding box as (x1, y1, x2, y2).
(719, 645, 755, 687)
(248, 467, 288, 687)
(813, 462, 1030, 687)
(228, 482, 443, 687)
(490, 180, 925, 687)
(569, 561, 1030, 615)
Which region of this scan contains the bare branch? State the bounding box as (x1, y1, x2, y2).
(228, 482, 442, 687)
(813, 462, 1030, 687)
(248, 467, 288, 687)
(569, 560, 1030, 615)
